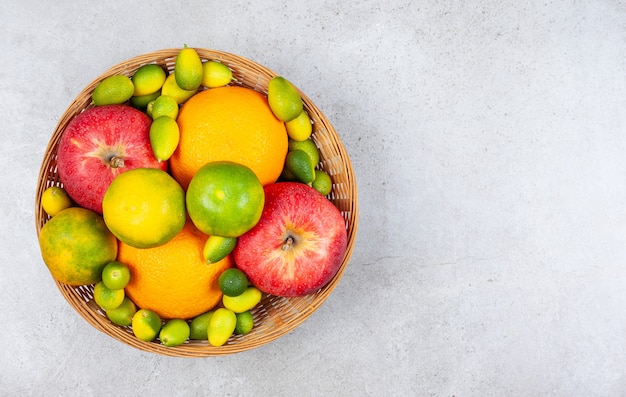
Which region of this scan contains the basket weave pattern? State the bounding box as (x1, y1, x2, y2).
(35, 49, 358, 357)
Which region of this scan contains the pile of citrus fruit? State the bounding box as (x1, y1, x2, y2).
(38, 46, 341, 348)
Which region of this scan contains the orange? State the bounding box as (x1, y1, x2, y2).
(171, 86, 288, 189)
(38, 207, 118, 286)
(118, 219, 233, 319)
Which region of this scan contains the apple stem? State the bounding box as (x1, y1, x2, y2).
(281, 236, 294, 251)
(109, 156, 125, 168)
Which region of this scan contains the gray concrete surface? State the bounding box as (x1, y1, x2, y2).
(2, 1, 626, 395)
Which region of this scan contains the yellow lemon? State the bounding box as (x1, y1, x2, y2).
(208, 308, 236, 346)
(268, 76, 303, 122)
(150, 95, 179, 120)
(41, 186, 72, 217)
(132, 309, 162, 341)
(161, 73, 197, 104)
(201, 61, 233, 88)
(132, 64, 167, 96)
(175, 45, 203, 91)
(102, 168, 186, 248)
(149, 116, 180, 162)
(285, 110, 312, 141)
(159, 319, 190, 347)
(222, 286, 262, 313)
(92, 75, 134, 106)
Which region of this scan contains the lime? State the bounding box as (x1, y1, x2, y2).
(159, 319, 190, 347)
(106, 296, 136, 326)
(189, 311, 213, 340)
(285, 110, 312, 141)
(161, 73, 197, 104)
(312, 169, 333, 196)
(208, 308, 237, 346)
(222, 286, 262, 313)
(186, 161, 264, 238)
(132, 309, 162, 341)
(41, 186, 72, 217)
(150, 95, 179, 120)
(93, 281, 125, 310)
(102, 168, 186, 249)
(132, 64, 166, 96)
(149, 116, 180, 162)
(201, 61, 233, 88)
(92, 75, 134, 106)
(101, 261, 131, 290)
(285, 149, 315, 184)
(268, 76, 303, 122)
(218, 268, 249, 297)
(288, 138, 320, 168)
(175, 45, 203, 91)
(203, 235, 237, 264)
(234, 311, 254, 335)
(129, 90, 161, 110)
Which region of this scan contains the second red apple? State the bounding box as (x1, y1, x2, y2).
(234, 182, 348, 297)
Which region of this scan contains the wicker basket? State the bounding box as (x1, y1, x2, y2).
(34, 49, 358, 357)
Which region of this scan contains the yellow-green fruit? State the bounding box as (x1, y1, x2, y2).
(41, 186, 72, 217)
(38, 207, 118, 286)
(93, 281, 125, 310)
(175, 45, 203, 91)
(92, 75, 135, 106)
(222, 286, 262, 313)
(161, 73, 197, 104)
(101, 260, 131, 290)
(267, 76, 303, 122)
(132, 64, 167, 96)
(149, 116, 180, 162)
(285, 110, 312, 141)
(234, 311, 254, 335)
(132, 309, 162, 341)
(312, 169, 333, 196)
(159, 319, 190, 347)
(288, 138, 320, 168)
(285, 149, 315, 185)
(130, 90, 161, 110)
(150, 95, 179, 120)
(208, 308, 237, 346)
(203, 235, 237, 264)
(106, 297, 136, 326)
(201, 61, 233, 88)
(189, 311, 213, 340)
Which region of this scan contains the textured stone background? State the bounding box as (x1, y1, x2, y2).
(2, 1, 626, 395)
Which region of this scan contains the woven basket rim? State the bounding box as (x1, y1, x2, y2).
(35, 48, 358, 357)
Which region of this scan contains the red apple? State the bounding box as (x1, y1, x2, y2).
(234, 182, 348, 297)
(56, 105, 166, 214)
